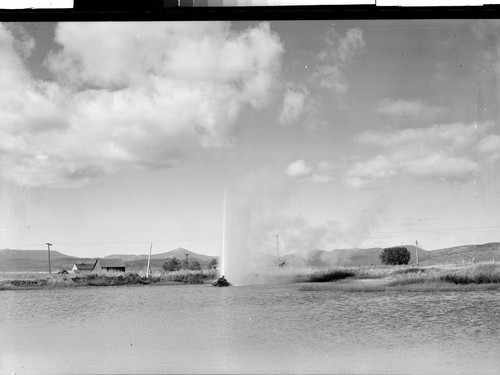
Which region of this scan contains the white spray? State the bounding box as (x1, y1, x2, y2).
(220, 186, 227, 277)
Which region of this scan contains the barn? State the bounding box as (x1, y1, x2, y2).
(72, 261, 97, 273)
(92, 258, 126, 273)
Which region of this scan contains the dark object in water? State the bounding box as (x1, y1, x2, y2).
(212, 275, 231, 287)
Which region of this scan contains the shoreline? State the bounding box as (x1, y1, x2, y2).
(1, 262, 500, 292)
(0, 269, 218, 291)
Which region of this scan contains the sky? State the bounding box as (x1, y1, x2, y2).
(1, 20, 500, 259)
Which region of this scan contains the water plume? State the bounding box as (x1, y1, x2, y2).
(219, 170, 384, 285)
(220, 186, 227, 278)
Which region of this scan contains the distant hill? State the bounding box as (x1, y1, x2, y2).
(0, 248, 218, 272)
(2, 242, 499, 272)
(104, 248, 216, 263)
(279, 244, 497, 267)
(280, 247, 384, 267)
(0, 249, 78, 262)
(104, 254, 144, 261)
(419, 242, 500, 265)
(0, 249, 94, 272)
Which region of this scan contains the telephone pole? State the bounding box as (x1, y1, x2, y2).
(146, 242, 153, 278)
(185, 253, 189, 270)
(276, 234, 280, 267)
(46, 243, 52, 274)
(415, 240, 419, 268)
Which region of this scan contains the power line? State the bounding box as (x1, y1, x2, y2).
(54, 238, 222, 245)
(1, 237, 222, 248)
(368, 225, 500, 236)
(2, 225, 500, 250)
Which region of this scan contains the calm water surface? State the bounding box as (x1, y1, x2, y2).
(1, 284, 499, 374)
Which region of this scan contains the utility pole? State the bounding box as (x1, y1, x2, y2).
(276, 234, 280, 267)
(415, 240, 419, 268)
(46, 243, 52, 274)
(185, 253, 189, 270)
(146, 242, 152, 278)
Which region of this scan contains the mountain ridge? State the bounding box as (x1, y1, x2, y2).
(1, 242, 499, 272)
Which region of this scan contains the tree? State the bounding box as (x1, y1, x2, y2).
(207, 258, 218, 269)
(163, 257, 181, 272)
(380, 246, 411, 265)
(189, 261, 202, 271)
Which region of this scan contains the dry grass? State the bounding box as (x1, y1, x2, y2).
(0, 269, 218, 290)
(162, 269, 217, 284)
(298, 262, 500, 292)
(438, 263, 500, 284)
(3, 262, 499, 291)
(308, 269, 355, 282)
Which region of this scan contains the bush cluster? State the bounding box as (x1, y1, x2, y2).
(380, 247, 411, 265)
(71, 273, 158, 286)
(308, 270, 355, 282)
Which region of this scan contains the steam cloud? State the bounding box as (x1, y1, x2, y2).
(222, 170, 381, 285)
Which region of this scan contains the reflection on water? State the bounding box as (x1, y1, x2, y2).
(1, 284, 499, 374)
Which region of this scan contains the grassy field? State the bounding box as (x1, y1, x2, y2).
(298, 262, 500, 292)
(0, 269, 218, 290)
(1, 262, 499, 291)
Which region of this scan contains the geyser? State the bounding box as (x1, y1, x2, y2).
(216, 183, 276, 286)
(217, 172, 303, 286)
(212, 275, 231, 287)
(212, 187, 232, 287)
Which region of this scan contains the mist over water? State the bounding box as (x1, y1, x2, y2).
(220, 170, 384, 285)
(220, 187, 227, 277)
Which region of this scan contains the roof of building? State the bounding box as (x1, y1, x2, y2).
(73, 262, 96, 271)
(97, 258, 126, 268)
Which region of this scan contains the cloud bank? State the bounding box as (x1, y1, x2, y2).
(278, 83, 311, 124)
(313, 27, 366, 94)
(278, 27, 366, 128)
(285, 159, 335, 183)
(345, 122, 499, 188)
(285, 122, 500, 189)
(376, 98, 445, 123)
(0, 22, 283, 187)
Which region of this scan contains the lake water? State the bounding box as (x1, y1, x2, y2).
(1, 284, 499, 374)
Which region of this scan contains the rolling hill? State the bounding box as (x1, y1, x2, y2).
(0, 249, 78, 262)
(1, 242, 499, 272)
(0, 248, 218, 272)
(104, 248, 216, 262)
(0, 249, 95, 272)
(419, 242, 500, 265)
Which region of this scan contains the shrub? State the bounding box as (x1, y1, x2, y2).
(308, 269, 355, 282)
(163, 257, 181, 272)
(189, 261, 202, 271)
(207, 258, 218, 270)
(440, 272, 500, 284)
(392, 268, 425, 275)
(164, 269, 216, 284)
(380, 246, 411, 265)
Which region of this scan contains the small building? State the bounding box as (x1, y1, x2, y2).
(72, 261, 97, 273)
(92, 258, 126, 273)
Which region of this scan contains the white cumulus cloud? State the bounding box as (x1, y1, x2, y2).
(278, 83, 311, 125)
(312, 27, 366, 94)
(376, 98, 445, 122)
(286, 159, 335, 183)
(478, 134, 500, 162)
(345, 122, 498, 187)
(0, 22, 284, 188)
(286, 159, 313, 179)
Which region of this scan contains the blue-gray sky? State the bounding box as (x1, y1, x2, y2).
(1, 20, 499, 257)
